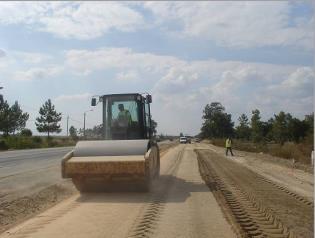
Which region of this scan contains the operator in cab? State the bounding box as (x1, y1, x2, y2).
(117, 104, 132, 127)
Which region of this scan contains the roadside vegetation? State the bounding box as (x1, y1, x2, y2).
(199, 102, 314, 165)
(0, 136, 77, 150)
(0, 96, 159, 150)
(0, 98, 77, 151)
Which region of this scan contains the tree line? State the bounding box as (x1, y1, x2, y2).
(0, 98, 62, 137)
(200, 102, 314, 145)
(0, 97, 158, 140)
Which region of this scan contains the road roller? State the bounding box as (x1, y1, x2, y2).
(61, 93, 160, 192)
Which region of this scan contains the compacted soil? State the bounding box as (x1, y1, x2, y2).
(196, 143, 313, 238)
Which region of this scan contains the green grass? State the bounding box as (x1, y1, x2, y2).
(0, 136, 77, 150)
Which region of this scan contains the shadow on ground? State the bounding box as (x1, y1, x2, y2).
(76, 174, 215, 204)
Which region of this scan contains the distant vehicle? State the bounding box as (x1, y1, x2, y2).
(195, 138, 201, 143)
(186, 137, 192, 144)
(180, 136, 187, 144)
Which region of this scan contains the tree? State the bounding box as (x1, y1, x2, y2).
(10, 101, 29, 134)
(261, 119, 273, 141)
(151, 119, 157, 136)
(287, 117, 308, 143)
(250, 109, 264, 143)
(84, 124, 103, 139)
(235, 114, 251, 140)
(0, 100, 11, 136)
(69, 126, 78, 140)
(35, 99, 62, 138)
(0, 100, 29, 136)
(272, 111, 291, 145)
(201, 102, 234, 138)
(303, 113, 314, 145)
(20, 128, 33, 137)
(304, 113, 314, 135)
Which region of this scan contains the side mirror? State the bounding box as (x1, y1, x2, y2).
(146, 95, 152, 103)
(91, 98, 97, 106)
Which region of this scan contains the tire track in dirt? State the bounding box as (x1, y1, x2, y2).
(6, 200, 81, 238)
(196, 149, 313, 238)
(127, 148, 184, 238)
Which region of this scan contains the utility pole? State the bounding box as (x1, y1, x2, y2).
(66, 116, 69, 137)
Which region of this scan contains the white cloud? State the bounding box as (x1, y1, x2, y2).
(64, 46, 308, 125)
(65, 47, 182, 75)
(116, 70, 139, 81)
(0, 51, 7, 70)
(266, 67, 314, 98)
(143, 2, 314, 50)
(1, 2, 312, 50)
(12, 51, 51, 64)
(2, 46, 313, 135)
(150, 60, 311, 133)
(0, 49, 6, 57)
(0, 2, 145, 40)
(13, 66, 62, 81)
(55, 93, 92, 102)
(280, 67, 314, 90)
(152, 66, 201, 95)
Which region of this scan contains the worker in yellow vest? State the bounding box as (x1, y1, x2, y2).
(225, 137, 234, 156)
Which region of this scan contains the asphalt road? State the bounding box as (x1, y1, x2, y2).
(0, 147, 73, 202)
(0, 141, 172, 203)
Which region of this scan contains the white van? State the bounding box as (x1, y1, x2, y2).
(179, 136, 187, 144)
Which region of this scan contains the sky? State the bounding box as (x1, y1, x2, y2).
(0, 1, 314, 136)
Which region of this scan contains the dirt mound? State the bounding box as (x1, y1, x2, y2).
(0, 182, 76, 234)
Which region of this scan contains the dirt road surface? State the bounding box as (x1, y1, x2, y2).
(0, 144, 236, 238)
(2, 142, 312, 238)
(196, 144, 313, 238)
(205, 143, 313, 201)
